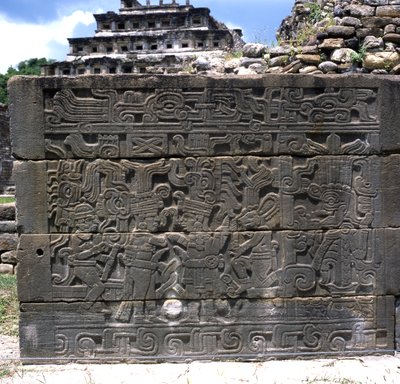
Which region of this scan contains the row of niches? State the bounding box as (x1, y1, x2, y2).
(96, 14, 207, 32)
(53, 64, 158, 76)
(121, 0, 191, 9)
(70, 38, 223, 56)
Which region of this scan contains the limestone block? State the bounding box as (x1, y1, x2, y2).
(19, 295, 395, 361)
(364, 51, 400, 69)
(357, 28, 385, 38)
(340, 17, 363, 28)
(242, 43, 267, 58)
(269, 56, 289, 67)
(326, 26, 356, 38)
(1, 250, 17, 264)
(383, 32, 400, 43)
(318, 61, 339, 72)
(0, 233, 18, 251)
(9, 75, 400, 362)
(343, 5, 375, 17)
(376, 5, 400, 17)
(295, 54, 322, 65)
(0, 203, 15, 221)
(363, 36, 384, 50)
(16, 229, 400, 303)
(0, 221, 17, 233)
(364, 1, 388, 7)
(17, 155, 400, 234)
(12, 76, 400, 158)
(0, 264, 13, 275)
(361, 17, 393, 28)
(331, 48, 356, 63)
(318, 38, 345, 49)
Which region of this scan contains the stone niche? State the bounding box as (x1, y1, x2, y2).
(9, 74, 400, 363)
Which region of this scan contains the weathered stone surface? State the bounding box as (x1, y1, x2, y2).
(363, 36, 385, 50)
(16, 229, 400, 303)
(16, 154, 400, 234)
(0, 221, 16, 233)
(376, 5, 400, 18)
(383, 32, 400, 43)
(361, 17, 393, 28)
(326, 26, 356, 38)
(357, 27, 385, 37)
(331, 48, 356, 63)
(340, 17, 363, 28)
(318, 38, 345, 49)
(296, 54, 322, 65)
(318, 61, 339, 72)
(1, 250, 17, 264)
(0, 233, 18, 251)
(0, 264, 13, 275)
(11, 76, 392, 160)
(10, 74, 400, 362)
(19, 296, 395, 361)
(298, 65, 319, 74)
(242, 43, 267, 58)
(0, 203, 15, 221)
(344, 5, 375, 17)
(269, 56, 289, 67)
(364, 51, 400, 69)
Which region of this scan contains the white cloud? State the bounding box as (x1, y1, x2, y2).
(0, 10, 95, 73)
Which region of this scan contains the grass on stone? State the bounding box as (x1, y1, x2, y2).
(0, 274, 18, 336)
(0, 196, 15, 204)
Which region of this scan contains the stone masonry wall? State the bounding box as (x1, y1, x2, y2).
(9, 74, 400, 362)
(0, 104, 14, 195)
(266, 0, 400, 74)
(0, 203, 17, 275)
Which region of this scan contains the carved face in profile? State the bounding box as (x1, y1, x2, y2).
(75, 214, 99, 233)
(180, 213, 204, 231)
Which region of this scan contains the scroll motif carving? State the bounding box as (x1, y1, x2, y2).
(47, 156, 378, 233)
(48, 230, 382, 306)
(14, 77, 397, 362)
(21, 296, 392, 359)
(43, 87, 380, 158)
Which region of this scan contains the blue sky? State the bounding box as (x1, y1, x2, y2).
(0, 0, 293, 73)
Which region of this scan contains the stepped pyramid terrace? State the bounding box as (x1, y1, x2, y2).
(42, 0, 244, 76)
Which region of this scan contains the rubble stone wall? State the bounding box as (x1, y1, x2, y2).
(269, 0, 400, 74)
(0, 105, 14, 195)
(9, 74, 400, 362)
(0, 203, 17, 275)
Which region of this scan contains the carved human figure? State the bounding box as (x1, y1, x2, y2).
(170, 232, 228, 297)
(68, 235, 120, 308)
(115, 234, 169, 322)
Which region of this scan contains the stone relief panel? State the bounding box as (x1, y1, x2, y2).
(11, 76, 400, 361)
(45, 156, 379, 233)
(20, 296, 394, 360)
(43, 87, 380, 159)
(17, 229, 393, 305)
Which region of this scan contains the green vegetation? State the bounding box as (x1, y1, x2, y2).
(225, 51, 243, 61)
(306, 2, 323, 25)
(295, 2, 334, 47)
(0, 197, 15, 204)
(0, 274, 18, 336)
(0, 58, 54, 104)
(350, 46, 366, 65)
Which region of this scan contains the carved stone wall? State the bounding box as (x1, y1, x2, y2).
(9, 74, 400, 362)
(0, 105, 14, 195)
